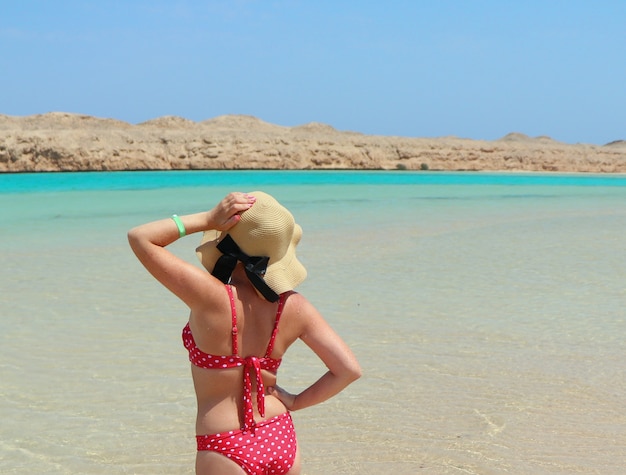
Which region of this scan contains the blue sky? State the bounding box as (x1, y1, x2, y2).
(1, 1, 624, 144)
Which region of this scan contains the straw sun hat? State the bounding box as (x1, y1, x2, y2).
(196, 191, 307, 301)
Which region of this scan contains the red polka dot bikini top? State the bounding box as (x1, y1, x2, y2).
(182, 284, 286, 432)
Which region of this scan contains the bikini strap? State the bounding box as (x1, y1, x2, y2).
(265, 293, 287, 357)
(225, 285, 239, 356)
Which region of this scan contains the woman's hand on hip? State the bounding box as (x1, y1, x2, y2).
(268, 385, 297, 411)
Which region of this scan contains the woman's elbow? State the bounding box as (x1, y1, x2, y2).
(345, 361, 362, 384)
(352, 363, 363, 382)
(127, 227, 146, 257)
(127, 225, 148, 246)
(127, 226, 138, 242)
(127, 228, 138, 247)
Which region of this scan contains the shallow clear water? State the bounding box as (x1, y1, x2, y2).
(1, 172, 625, 474)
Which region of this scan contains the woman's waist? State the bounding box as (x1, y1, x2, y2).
(195, 393, 287, 435)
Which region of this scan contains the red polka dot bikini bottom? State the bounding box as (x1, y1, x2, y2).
(196, 412, 297, 475)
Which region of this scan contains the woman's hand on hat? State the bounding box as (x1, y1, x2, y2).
(208, 192, 256, 231)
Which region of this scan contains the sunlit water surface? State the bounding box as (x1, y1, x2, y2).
(1, 172, 625, 474)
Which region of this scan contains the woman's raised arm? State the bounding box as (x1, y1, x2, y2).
(127, 192, 256, 309)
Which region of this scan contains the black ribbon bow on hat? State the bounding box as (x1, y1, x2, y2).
(212, 234, 280, 302)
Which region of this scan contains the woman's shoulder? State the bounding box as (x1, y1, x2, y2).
(282, 291, 324, 322)
(274, 291, 320, 349)
(282, 290, 308, 310)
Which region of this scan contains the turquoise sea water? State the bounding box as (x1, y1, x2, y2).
(1, 171, 625, 474)
(3, 170, 626, 193)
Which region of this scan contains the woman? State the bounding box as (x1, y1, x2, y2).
(128, 191, 361, 475)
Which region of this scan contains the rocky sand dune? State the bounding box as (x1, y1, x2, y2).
(1, 112, 624, 172)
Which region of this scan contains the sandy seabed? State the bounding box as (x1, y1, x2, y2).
(2, 181, 625, 474)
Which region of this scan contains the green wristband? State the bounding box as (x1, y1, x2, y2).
(171, 214, 186, 238)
